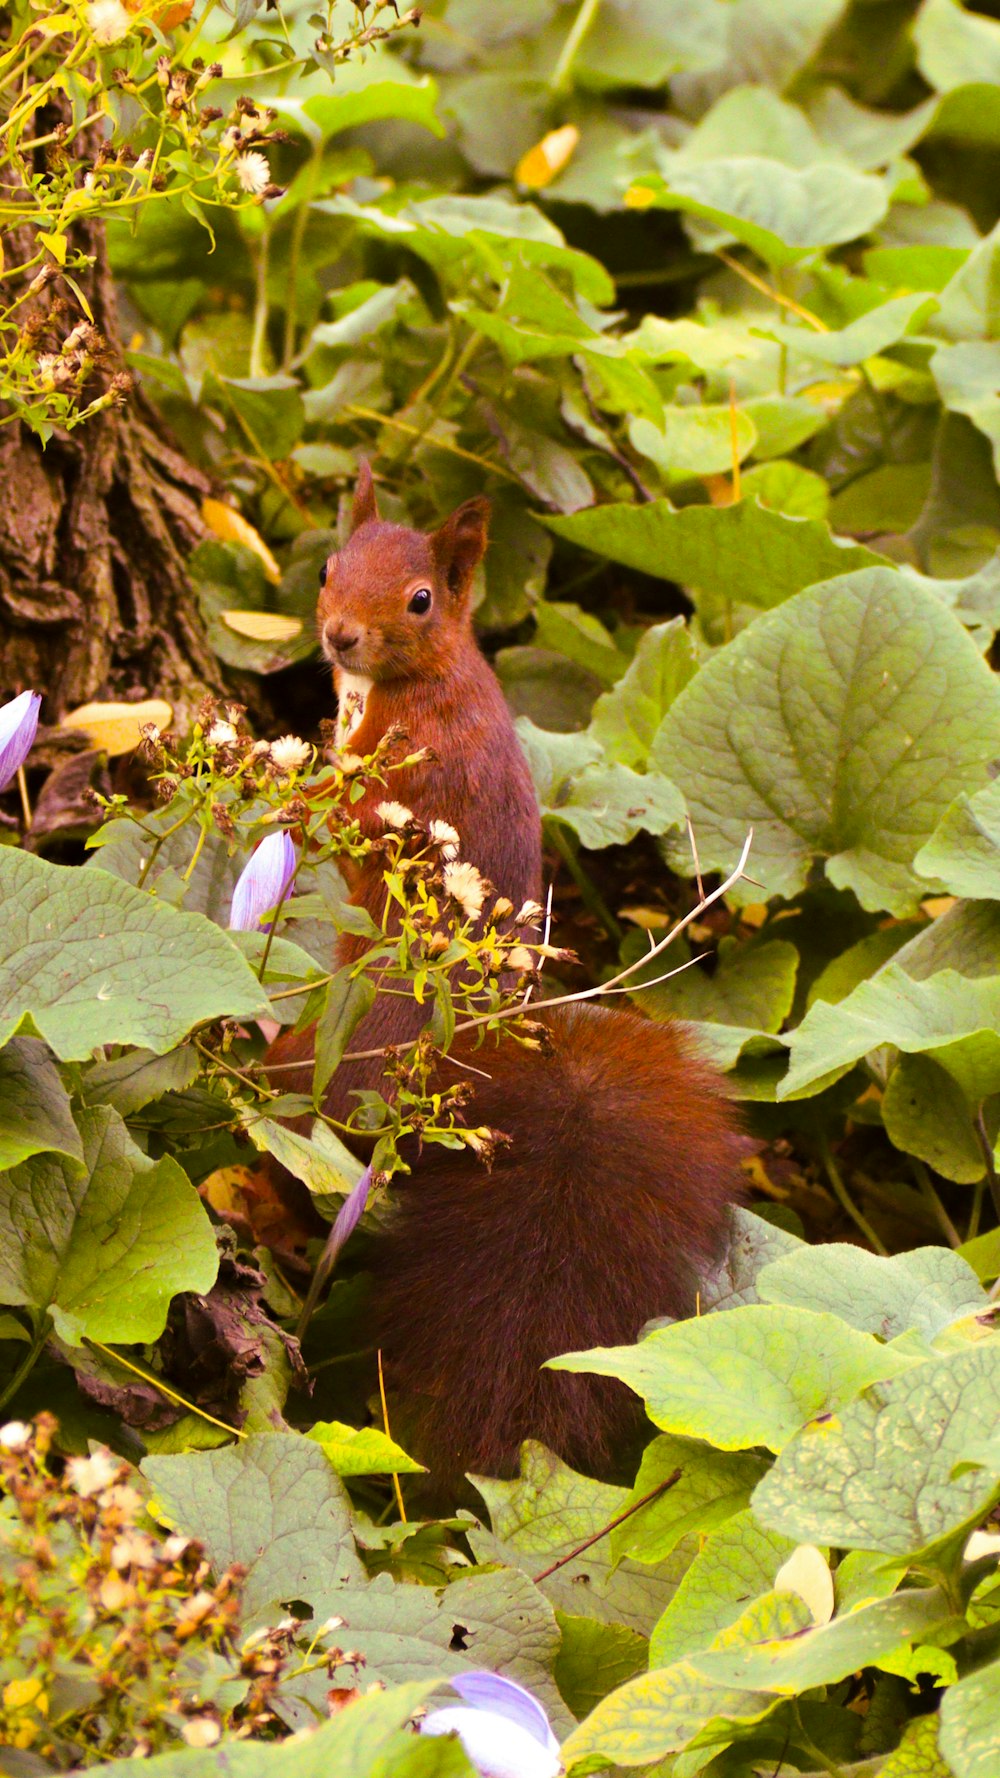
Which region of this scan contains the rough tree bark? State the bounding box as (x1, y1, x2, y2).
(0, 216, 223, 726)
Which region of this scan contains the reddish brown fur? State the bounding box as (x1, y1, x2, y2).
(265, 468, 743, 1487)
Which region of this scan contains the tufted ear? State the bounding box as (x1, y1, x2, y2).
(430, 495, 491, 600)
(351, 459, 379, 533)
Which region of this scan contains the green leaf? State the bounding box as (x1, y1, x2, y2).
(313, 965, 378, 1101)
(589, 618, 697, 768)
(560, 1654, 775, 1768)
(610, 1435, 766, 1566)
(882, 1054, 990, 1183)
(516, 721, 685, 849)
(649, 1509, 795, 1668)
(0, 849, 267, 1059)
(90, 1681, 461, 1778)
(701, 1207, 804, 1313)
(933, 341, 1000, 477)
(0, 1037, 82, 1170)
(143, 1432, 365, 1620)
(629, 404, 757, 478)
(214, 374, 305, 461)
(781, 966, 1000, 1103)
(625, 934, 798, 1035)
(880, 1714, 953, 1778)
(740, 460, 831, 521)
(81, 1045, 200, 1117)
(544, 499, 885, 607)
(553, 1615, 648, 1722)
(757, 1243, 987, 1340)
(694, 1585, 946, 1691)
(275, 73, 443, 146)
(753, 1344, 1000, 1555)
(629, 161, 888, 268)
(277, 1568, 564, 1735)
(936, 219, 1000, 342)
(653, 568, 1000, 913)
(468, 1441, 686, 1634)
(917, 777, 1000, 899)
(939, 1658, 1000, 1778)
(307, 1420, 425, 1476)
(548, 1307, 914, 1453)
(762, 292, 939, 367)
(245, 1115, 365, 1204)
(914, 0, 1000, 93)
(0, 1105, 218, 1346)
(533, 601, 627, 686)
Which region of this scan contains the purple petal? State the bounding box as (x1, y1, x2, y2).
(449, 1674, 558, 1754)
(327, 1162, 373, 1267)
(419, 1707, 560, 1778)
(229, 830, 297, 931)
(0, 691, 41, 793)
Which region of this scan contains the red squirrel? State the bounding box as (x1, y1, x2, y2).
(266, 465, 742, 1487)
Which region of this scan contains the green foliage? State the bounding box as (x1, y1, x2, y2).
(7, 0, 1000, 1771)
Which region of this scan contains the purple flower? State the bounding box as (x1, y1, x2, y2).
(327, 1162, 373, 1269)
(0, 691, 41, 793)
(419, 1672, 561, 1778)
(229, 830, 297, 931)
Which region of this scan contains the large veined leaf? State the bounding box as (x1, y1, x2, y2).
(756, 1243, 987, 1340)
(516, 721, 685, 848)
(914, 0, 1000, 93)
(933, 340, 1000, 477)
(753, 1344, 1000, 1555)
(627, 160, 888, 267)
(610, 1435, 766, 1566)
(0, 849, 268, 1059)
(0, 1105, 218, 1346)
(653, 569, 1000, 913)
(544, 500, 884, 608)
(940, 1659, 1000, 1778)
(763, 292, 939, 368)
(648, 1510, 795, 1668)
(916, 777, 1000, 897)
(143, 1433, 366, 1620)
(589, 617, 697, 768)
(548, 1307, 914, 1453)
(0, 1037, 82, 1171)
(781, 966, 1000, 1103)
(467, 1442, 684, 1635)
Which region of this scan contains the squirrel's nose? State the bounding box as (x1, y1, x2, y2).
(324, 621, 360, 656)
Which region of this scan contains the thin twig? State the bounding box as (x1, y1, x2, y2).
(87, 1341, 245, 1439)
(15, 764, 31, 828)
(685, 813, 704, 903)
(342, 829, 754, 1062)
(819, 1133, 888, 1255)
(975, 1110, 1000, 1223)
(532, 1468, 681, 1582)
(910, 1158, 961, 1250)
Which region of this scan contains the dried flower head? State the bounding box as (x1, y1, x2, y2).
(66, 1448, 122, 1498)
(443, 860, 487, 922)
(429, 818, 460, 859)
(235, 151, 271, 195)
(516, 899, 545, 928)
(87, 0, 131, 43)
(207, 720, 238, 747)
(376, 800, 414, 830)
(269, 735, 311, 774)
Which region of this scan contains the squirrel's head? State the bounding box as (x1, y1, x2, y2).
(317, 462, 490, 682)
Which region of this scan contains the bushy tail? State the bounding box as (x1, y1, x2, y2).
(373, 1003, 745, 1490)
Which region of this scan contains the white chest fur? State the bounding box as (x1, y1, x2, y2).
(334, 670, 373, 746)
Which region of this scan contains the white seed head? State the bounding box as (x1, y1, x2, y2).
(270, 734, 311, 773)
(87, 0, 132, 43)
(443, 860, 486, 921)
(235, 151, 271, 195)
(429, 818, 460, 859)
(376, 800, 414, 830)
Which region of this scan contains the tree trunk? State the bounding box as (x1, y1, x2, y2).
(0, 218, 223, 727)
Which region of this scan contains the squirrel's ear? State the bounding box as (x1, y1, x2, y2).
(431, 495, 490, 599)
(351, 459, 379, 532)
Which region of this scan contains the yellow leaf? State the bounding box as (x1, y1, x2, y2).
(199, 1164, 258, 1217)
(774, 1544, 834, 1625)
(61, 698, 173, 756)
(625, 183, 657, 210)
(202, 499, 280, 584)
(515, 124, 580, 191)
(221, 609, 303, 643)
(37, 231, 67, 265)
(3, 1677, 46, 1713)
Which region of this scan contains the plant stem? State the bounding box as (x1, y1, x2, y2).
(378, 1349, 407, 1522)
(0, 1321, 48, 1415)
(819, 1134, 888, 1255)
(550, 0, 602, 93)
(975, 1108, 1000, 1222)
(548, 822, 621, 941)
(250, 224, 271, 378)
(911, 1158, 961, 1249)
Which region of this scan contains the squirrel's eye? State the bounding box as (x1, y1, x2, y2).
(318, 562, 328, 588)
(408, 587, 432, 616)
